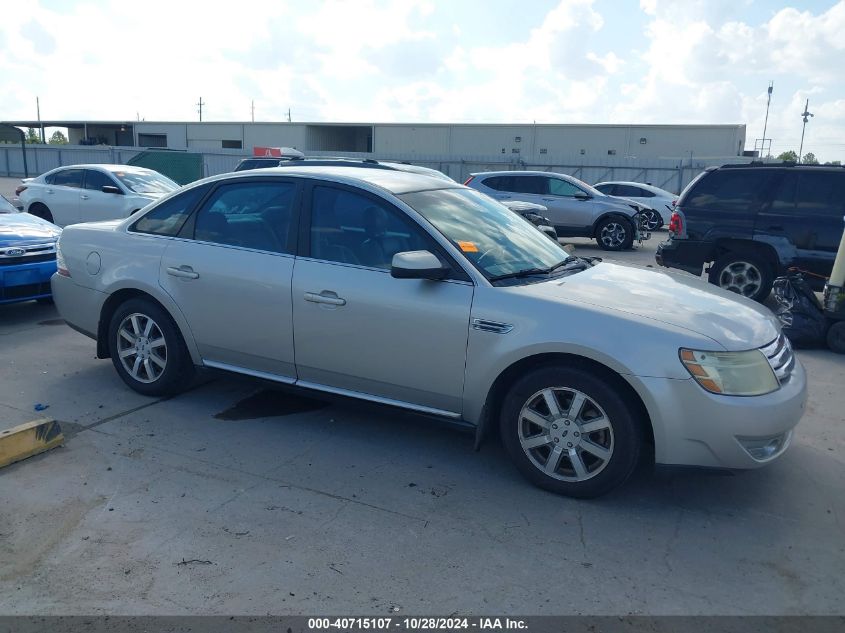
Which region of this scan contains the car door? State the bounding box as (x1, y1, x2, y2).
(80, 169, 127, 222)
(758, 171, 845, 277)
(158, 178, 301, 379)
(540, 176, 594, 231)
(44, 168, 84, 226)
(291, 182, 474, 415)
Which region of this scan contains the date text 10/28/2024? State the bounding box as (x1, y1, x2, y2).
(308, 618, 528, 631)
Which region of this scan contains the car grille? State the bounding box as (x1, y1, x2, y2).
(761, 334, 795, 384)
(0, 242, 57, 266)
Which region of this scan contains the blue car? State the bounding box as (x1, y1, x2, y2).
(0, 205, 62, 304)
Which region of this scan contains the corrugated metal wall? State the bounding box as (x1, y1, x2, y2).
(0, 144, 759, 193)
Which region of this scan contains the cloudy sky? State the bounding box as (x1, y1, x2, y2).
(2, 0, 843, 160)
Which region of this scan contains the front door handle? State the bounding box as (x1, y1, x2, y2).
(80, 194, 90, 200)
(496, 195, 511, 199)
(46, 189, 54, 194)
(304, 291, 346, 306)
(166, 265, 199, 280)
(541, 197, 556, 202)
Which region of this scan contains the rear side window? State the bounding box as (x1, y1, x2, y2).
(132, 185, 209, 236)
(50, 169, 83, 188)
(684, 170, 772, 213)
(193, 181, 298, 254)
(612, 184, 644, 197)
(796, 172, 845, 216)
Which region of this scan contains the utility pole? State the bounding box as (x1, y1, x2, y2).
(197, 97, 205, 122)
(798, 98, 814, 163)
(287, 108, 291, 123)
(251, 100, 255, 123)
(36, 96, 45, 143)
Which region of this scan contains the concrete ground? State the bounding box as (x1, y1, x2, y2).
(0, 177, 844, 616)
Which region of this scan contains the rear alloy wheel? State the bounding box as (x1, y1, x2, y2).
(709, 252, 773, 302)
(596, 217, 634, 251)
(641, 209, 663, 231)
(500, 365, 643, 498)
(29, 203, 54, 224)
(108, 298, 195, 396)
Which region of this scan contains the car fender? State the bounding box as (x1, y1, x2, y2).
(591, 211, 635, 237)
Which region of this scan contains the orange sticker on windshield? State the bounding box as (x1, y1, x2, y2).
(457, 241, 479, 253)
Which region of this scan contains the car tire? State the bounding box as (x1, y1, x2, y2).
(709, 252, 773, 302)
(642, 209, 663, 231)
(29, 203, 54, 224)
(108, 297, 195, 396)
(499, 365, 643, 498)
(595, 216, 635, 251)
(827, 321, 845, 355)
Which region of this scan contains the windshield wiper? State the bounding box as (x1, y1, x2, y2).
(488, 267, 553, 282)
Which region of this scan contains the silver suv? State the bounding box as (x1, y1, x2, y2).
(52, 167, 806, 498)
(466, 171, 648, 250)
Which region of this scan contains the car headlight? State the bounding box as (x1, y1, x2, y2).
(679, 348, 779, 396)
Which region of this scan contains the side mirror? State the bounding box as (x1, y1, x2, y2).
(573, 192, 592, 200)
(102, 185, 122, 194)
(391, 250, 449, 280)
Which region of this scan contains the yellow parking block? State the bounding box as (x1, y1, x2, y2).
(0, 418, 64, 469)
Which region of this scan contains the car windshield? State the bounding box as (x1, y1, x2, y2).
(112, 170, 179, 194)
(400, 188, 572, 282)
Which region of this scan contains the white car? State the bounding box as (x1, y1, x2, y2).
(17, 164, 179, 227)
(593, 181, 678, 231)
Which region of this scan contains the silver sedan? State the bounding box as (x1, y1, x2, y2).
(52, 167, 806, 498)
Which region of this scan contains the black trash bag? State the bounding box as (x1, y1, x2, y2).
(772, 273, 827, 347)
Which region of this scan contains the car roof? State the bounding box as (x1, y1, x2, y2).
(48, 164, 155, 174)
(718, 162, 845, 171)
(219, 165, 462, 195)
(595, 181, 673, 193)
(470, 170, 571, 178)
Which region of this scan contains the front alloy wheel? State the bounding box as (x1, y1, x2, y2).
(116, 313, 168, 384)
(641, 209, 662, 231)
(518, 387, 614, 482)
(500, 365, 643, 498)
(716, 261, 763, 298)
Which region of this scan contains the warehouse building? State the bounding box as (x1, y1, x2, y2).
(4, 120, 747, 161)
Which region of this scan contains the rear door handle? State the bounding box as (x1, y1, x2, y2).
(541, 197, 556, 202)
(166, 266, 199, 279)
(496, 195, 511, 199)
(80, 194, 90, 200)
(304, 291, 346, 306)
(46, 189, 54, 194)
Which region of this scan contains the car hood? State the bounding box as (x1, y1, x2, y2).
(594, 196, 640, 215)
(519, 261, 780, 350)
(0, 212, 61, 246)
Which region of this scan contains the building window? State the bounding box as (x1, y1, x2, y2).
(511, 148, 520, 154)
(639, 137, 647, 144)
(501, 148, 506, 154)
(138, 133, 167, 148)
(539, 148, 548, 154)
(222, 140, 242, 149)
(580, 149, 586, 155)
(514, 136, 522, 143)
(607, 149, 617, 155)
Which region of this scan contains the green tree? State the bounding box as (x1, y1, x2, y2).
(48, 130, 68, 145)
(802, 152, 819, 165)
(25, 127, 42, 144)
(776, 150, 798, 162)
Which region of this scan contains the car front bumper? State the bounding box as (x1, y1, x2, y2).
(629, 357, 807, 469)
(0, 259, 56, 304)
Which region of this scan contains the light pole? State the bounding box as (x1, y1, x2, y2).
(798, 98, 813, 163)
(761, 81, 773, 157)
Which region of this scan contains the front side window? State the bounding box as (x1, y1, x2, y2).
(400, 188, 570, 281)
(132, 184, 209, 236)
(593, 184, 614, 195)
(193, 181, 297, 254)
(613, 184, 646, 198)
(548, 178, 584, 197)
(310, 186, 433, 270)
(113, 170, 179, 194)
(84, 170, 119, 191)
(51, 169, 83, 188)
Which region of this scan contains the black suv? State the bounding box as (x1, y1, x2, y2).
(656, 163, 845, 301)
